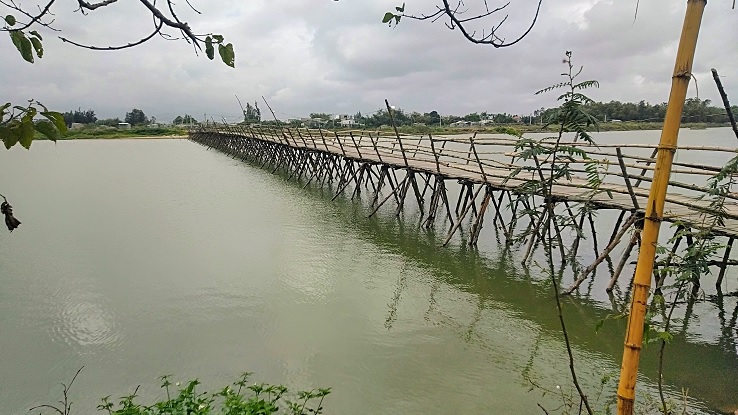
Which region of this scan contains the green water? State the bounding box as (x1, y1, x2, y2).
(0, 136, 735, 414)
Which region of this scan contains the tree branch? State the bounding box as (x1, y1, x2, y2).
(59, 17, 164, 50)
(4, 0, 208, 52)
(0, 0, 58, 31)
(402, 0, 543, 48)
(11, 0, 56, 30)
(137, 0, 199, 46)
(77, 0, 119, 11)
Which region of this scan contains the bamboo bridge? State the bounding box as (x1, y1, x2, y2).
(189, 124, 738, 294)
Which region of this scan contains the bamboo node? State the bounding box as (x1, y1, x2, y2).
(624, 342, 642, 351)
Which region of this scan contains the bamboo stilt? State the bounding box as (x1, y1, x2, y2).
(717, 236, 735, 289)
(564, 213, 639, 295)
(470, 186, 493, 246)
(617, 2, 706, 412)
(607, 231, 641, 292)
(443, 184, 484, 246)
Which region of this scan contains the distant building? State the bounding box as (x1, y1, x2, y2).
(117, 122, 131, 129)
(70, 123, 85, 130)
(305, 118, 325, 128)
(335, 114, 356, 127)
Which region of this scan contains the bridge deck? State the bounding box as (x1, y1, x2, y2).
(196, 125, 738, 238)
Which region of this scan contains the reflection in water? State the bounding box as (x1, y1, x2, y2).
(325, 181, 738, 412)
(384, 264, 407, 330)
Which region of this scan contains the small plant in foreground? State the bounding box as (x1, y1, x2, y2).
(34, 370, 330, 415)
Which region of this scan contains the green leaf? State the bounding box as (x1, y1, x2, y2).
(218, 43, 235, 68)
(657, 331, 674, 343)
(25, 106, 37, 119)
(10, 30, 22, 51)
(34, 120, 60, 141)
(1, 120, 22, 148)
(396, 3, 405, 12)
(11, 32, 35, 63)
(205, 36, 214, 60)
(30, 36, 43, 59)
(19, 113, 35, 149)
(41, 111, 68, 135)
(4, 14, 16, 26)
(0, 102, 10, 119)
(212, 34, 224, 43)
(382, 12, 394, 23)
(29, 30, 42, 40)
(20, 33, 35, 62)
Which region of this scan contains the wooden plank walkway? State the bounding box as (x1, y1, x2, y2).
(192, 124, 738, 237)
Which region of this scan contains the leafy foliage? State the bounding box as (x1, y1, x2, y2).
(173, 114, 200, 125)
(508, 51, 607, 260)
(205, 34, 235, 68)
(506, 52, 604, 415)
(63, 108, 98, 126)
(4, 14, 44, 64)
(382, 3, 404, 27)
(534, 97, 738, 124)
(0, 100, 66, 149)
(93, 373, 331, 415)
(125, 109, 149, 126)
(31, 370, 331, 415)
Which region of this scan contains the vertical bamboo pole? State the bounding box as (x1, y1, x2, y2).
(616, 2, 706, 414)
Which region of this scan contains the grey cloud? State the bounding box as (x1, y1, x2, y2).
(2, 0, 736, 121)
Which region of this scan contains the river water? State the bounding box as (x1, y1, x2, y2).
(0, 130, 736, 414)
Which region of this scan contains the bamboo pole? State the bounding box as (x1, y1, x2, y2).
(616, 2, 706, 414)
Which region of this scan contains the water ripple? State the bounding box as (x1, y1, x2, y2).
(48, 288, 122, 352)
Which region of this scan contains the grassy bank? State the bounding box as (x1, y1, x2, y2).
(54, 125, 188, 140)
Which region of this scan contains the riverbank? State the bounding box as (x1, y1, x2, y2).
(57, 125, 188, 140)
(50, 121, 731, 140)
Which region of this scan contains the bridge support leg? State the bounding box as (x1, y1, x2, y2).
(470, 186, 493, 246)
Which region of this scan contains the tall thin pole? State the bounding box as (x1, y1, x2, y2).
(616, 1, 706, 414)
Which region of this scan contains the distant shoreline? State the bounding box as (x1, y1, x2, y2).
(53, 122, 732, 140)
(60, 135, 188, 140)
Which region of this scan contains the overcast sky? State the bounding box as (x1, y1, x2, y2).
(2, 0, 736, 123)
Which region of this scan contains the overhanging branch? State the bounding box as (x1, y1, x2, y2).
(402, 0, 543, 48)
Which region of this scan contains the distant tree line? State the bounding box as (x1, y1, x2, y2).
(62, 108, 97, 126)
(59, 108, 204, 128)
(59, 97, 737, 131)
(173, 114, 199, 125)
(538, 98, 737, 124)
(343, 98, 736, 128)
